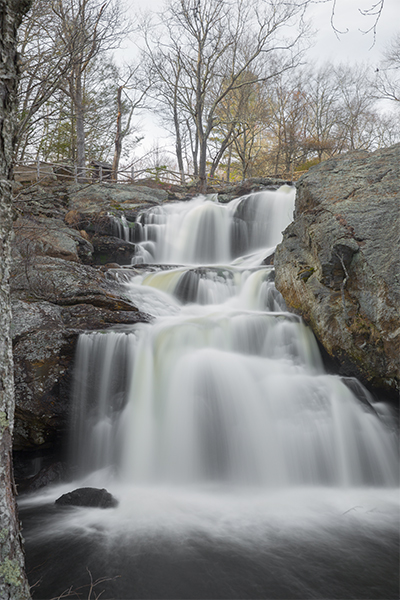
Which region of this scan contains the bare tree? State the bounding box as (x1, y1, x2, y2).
(0, 1, 32, 597)
(373, 33, 400, 103)
(17, 0, 131, 176)
(302, 65, 340, 161)
(334, 63, 381, 151)
(265, 69, 310, 176)
(15, 0, 77, 160)
(141, 39, 189, 182)
(208, 73, 270, 180)
(111, 65, 149, 180)
(142, 0, 310, 191)
(52, 0, 130, 177)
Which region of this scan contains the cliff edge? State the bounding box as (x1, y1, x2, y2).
(275, 144, 400, 397)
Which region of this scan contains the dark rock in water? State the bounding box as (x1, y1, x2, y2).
(174, 270, 200, 303)
(275, 144, 400, 397)
(55, 487, 118, 509)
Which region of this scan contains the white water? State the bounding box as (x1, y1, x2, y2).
(130, 187, 294, 265)
(68, 187, 398, 490)
(21, 187, 399, 599)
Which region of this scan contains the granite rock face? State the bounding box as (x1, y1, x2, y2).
(275, 144, 400, 396)
(11, 183, 162, 454)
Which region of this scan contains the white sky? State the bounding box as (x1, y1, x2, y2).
(121, 0, 399, 157)
(309, 0, 399, 65)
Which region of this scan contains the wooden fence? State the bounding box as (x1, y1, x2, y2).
(13, 159, 306, 187)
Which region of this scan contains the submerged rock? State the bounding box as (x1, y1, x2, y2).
(55, 487, 118, 509)
(275, 144, 400, 396)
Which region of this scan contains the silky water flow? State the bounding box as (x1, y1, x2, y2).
(20, 187, 399, 599)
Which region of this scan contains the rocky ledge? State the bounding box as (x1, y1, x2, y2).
(275, 144, 400, 398)
(11, 183, 164, 460)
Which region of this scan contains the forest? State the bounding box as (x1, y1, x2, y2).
(16, 0, 400, 188)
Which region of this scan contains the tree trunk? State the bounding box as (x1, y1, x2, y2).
(209, 129, 234, 181)
(75, 69, 86, 181)
(173, 109, 185, 184)
(198, 137, 207, 193)
(112, 86, 123, 181)
(0, 1, 32, 598)
(226, 145, 232, 182)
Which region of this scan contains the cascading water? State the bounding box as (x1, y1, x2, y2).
(20, 186, 399, 600)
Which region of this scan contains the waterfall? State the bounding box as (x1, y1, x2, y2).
(21, 185, 399, 600)
(69, 187, 398, 488)
(130, 186, 294, 265)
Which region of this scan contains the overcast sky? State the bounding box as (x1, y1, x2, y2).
(309, 0, 398, 64)
(122, 0, 399, 156)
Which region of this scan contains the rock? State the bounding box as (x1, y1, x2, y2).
(55, 487, 118, 509)
(64, 210, 116, 237)
(24, 462, 67, 492)
(217, 178, 293, 203)
(13, 215, 93, 263)
(68, 183, 169, 214)
(91, 235, 136, 265)
(11, 255, 139, 310)
(274, 144, 400, 396)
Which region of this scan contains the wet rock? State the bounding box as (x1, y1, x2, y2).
(262, 252, 275, 266)
(91, 235, 136, 265)
(55, 487, 118, 508)
(275, 144, 400, 396)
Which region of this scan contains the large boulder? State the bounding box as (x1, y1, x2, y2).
(274, 144, 400, 397)
(55, 487, 118, 508)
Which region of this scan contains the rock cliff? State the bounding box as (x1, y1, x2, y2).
(11, 183, 164, 457)
(275, 144, 400, 397)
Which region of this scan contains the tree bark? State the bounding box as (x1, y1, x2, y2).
(173, 106, 185, 184)
(0, 1, 32, 598)
(112, 86, 123, 181)
(75, 69, 86, 181)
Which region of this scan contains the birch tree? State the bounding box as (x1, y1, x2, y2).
(0, 0, 32, 597)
